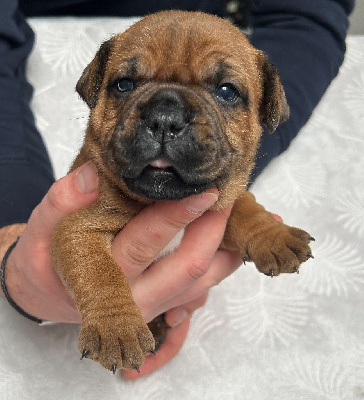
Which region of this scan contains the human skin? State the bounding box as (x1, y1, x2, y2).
(0, 162, 242, 378)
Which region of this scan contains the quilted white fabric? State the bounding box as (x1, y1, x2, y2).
(0, 17, 363, 400)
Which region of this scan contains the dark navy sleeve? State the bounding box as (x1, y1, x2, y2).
(0, 0, 55, 229)
(18, 0, 225, 18)
(250, 0, 355, 180)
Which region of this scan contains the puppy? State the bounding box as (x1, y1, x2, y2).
(51, 10, 313, 373)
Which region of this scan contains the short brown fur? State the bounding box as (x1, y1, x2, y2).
(51, 11, 312, 372)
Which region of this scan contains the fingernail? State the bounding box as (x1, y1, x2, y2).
(186, 192, 218, 214)
(168, 308, 189, 328)
(75, 162, 99, 193)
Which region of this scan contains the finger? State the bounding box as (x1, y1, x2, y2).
(133, 205, 232, 314)
(123, 293, 209, 380)
(112, 190, 219, 281)
(145, 250, 241, 321)
(123, 317, 191, 380)
(25, 162, 99, 246)
(164, 292, 209, 328)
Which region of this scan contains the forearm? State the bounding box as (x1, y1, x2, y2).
(250, 0, 354, 179)
(0, 0, 55, 229)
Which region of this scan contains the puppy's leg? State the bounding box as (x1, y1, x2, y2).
(51, 210, 155, 372)
(221, 192, 313, 276)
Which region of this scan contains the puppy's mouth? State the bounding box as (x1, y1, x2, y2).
(142, 159, 179, 185)
(148, 158, 173, 169)
(123, 158, 210, 200)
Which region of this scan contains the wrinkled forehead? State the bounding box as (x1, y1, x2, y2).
(108, 15, 257, 86)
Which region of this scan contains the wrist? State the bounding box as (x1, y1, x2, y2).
(1, 232, 44, 323)
(0, 224, 26, 300)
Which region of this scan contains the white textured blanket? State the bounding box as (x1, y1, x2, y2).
(0, 18, 363, 400)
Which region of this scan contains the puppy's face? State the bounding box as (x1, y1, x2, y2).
(77, 11, 289, 205)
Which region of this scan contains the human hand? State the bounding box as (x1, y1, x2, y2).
(1, 162, 241, 377)
(111, 188, 242, 378)
(1, 162, 100, 322)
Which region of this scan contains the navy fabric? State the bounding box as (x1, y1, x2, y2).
(249, 0, 354, 180)
(18, 0, 226, 17)
(0, 0, 355, 228)
(0, 0, 55, 228)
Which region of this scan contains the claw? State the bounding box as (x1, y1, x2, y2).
(263, 268, 275, 277)
(110, 365, 117, 375)
(307, 252, 314, 259)
(150, 349, 156, 356)
(243, 256, 248, 265)
(80, 350, 89, 360)
(263, 268, 275, 278)
(308, 236, 315, 242)
(293, 266, 300, 274)
(135, 366, 140, 374)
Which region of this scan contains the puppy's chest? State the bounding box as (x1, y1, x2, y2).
(156, 229, 185, 260)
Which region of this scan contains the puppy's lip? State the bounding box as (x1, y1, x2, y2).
(149, 158, 172, 169)
(121, 158, 174, 179)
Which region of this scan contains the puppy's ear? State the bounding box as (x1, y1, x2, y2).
(257, 51, 290, 133)
(76, 38, 113, 108)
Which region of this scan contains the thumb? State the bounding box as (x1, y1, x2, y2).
(26, 161, 99, 243)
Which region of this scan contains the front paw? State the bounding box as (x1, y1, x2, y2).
(246, 222, 314, 277)
(79, 313, 155, 373)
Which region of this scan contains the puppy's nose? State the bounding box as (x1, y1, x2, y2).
(141, 89, 191, 143)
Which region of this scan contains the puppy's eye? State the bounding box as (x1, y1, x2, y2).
(215, 83, 241, 102)
(116, 78, 134, 93)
